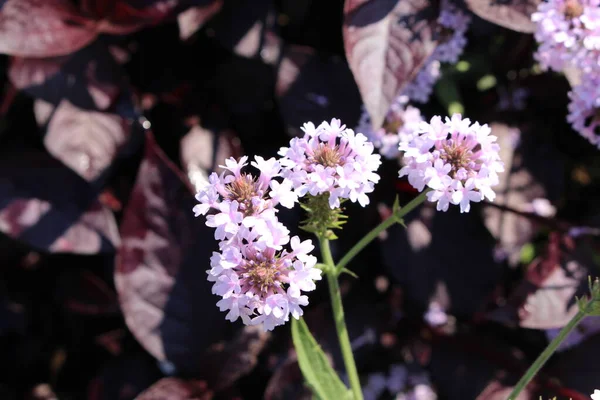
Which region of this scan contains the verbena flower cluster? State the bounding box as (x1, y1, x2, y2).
(194, 156, 321, 331)
(532, 0, 600, 148)
(195, 119, 382, 330)
(398, 114, 504, 213)
(356, 95, 424, 159)
(278, 119, 382, 208)
(403, 0, 470, 104)
(532, 0, 600, 74)
(567, 77, 600, 148)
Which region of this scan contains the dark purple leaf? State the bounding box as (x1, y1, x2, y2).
(44, 100, 132, 182)
(177, 0, 224, 40)
(0, 150, 120, 253)
(465, 0, 539, 33)
(115, 132, 229, 376)
(264, 355, 312, 400)
(198, 325, 270, 391)
(482, 123, 564, 266)
(487, 233, 591, 329)
(276, 45, 363, 136)
(0, 0, 97, 57)
(8, 56, 66, 91)
(93, 1, 179, 34)
(62, 270, 119, 316)
(205, 0, 281, 63)
(9, 41, 127, 112)
(343, 0, 438, 129)
(135, 378, 211, 400)
(179, 123, 242, 192)
(381, 201, 504, 316)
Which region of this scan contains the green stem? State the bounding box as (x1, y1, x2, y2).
(507, 310, 586, 399)
(320, 237, 363, 400)
(335, 190, 429, 273)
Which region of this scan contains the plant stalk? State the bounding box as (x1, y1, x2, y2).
(507, 310, 586, 399)
(320, 237, 363, 400)
(335, 190, 429, 273)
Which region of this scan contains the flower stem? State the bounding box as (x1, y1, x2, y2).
(320, 236, 363, 400)
(507, 310, 586, 399)
(335, 190, 429, 273)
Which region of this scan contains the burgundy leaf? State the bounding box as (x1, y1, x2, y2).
(482, 123, 560, 266)
(10, 41, 127, 112)
(343, 0, 438, 129)
(115, 132, 229, 376)
(94, 1, 179, 35)
(178, 0, 223, 40)
(33, 100, 55, 127)
(179, 123, 242, 192)
(198, 326, 269, 391)
(0, 150, 120, 254)
(464, 0, 539, 33)
(63, 270, 119, 315)
(0, 0, 97, 57)
(45, 100, 131, 182)
(135, 378, 211, 400)
(487, 233, 590, 329)
(206, 0, 281, 63)
(8, 56, 66, 90)
(264, 355, 312, 400)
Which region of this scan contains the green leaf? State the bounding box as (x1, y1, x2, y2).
(291, 318, 352, 400)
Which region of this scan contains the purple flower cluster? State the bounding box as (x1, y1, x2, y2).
(532, 0, 600, 148)
(403, 0, 470, 104)
(194, 156, 322, 331)
(356, 95, 424, 159)
(532, 0, 600, 73)
(195, 118, 381, 330)
(278, 119, 382, 208)
(567, 77, 600, 148)
(402, 60, 441, 104)
(398, 114, 504, 213)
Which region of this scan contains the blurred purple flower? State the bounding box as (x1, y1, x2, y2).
(532, 0, 600, 73)
(568, 79, 600, 148)
(356, 95, 424, 159)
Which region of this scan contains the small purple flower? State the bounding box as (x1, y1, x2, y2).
(532, 0, 600, 73)
(402, 0, 470, 104)
(568, 79, 600, 148)
(193, 155, 298, 242)
(402, 60, 442, 104)
(278, 118, 382, 208)
(356, 95, 424, 159)
(207, 231, 321, 331)
(399, 114, 504, 213)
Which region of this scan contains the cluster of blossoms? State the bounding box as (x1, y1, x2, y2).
(402, 0, 470, 104)
(195, 118, 382, 330)
(278, 119, 382, 208)
(567, 77, 600, 148)
(398, 114, 504, 213)
(532, 0, 600, 74)
(531, 0, 600, 148)
(356, 95, 424, 159)
(193, 156, 321, 331)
